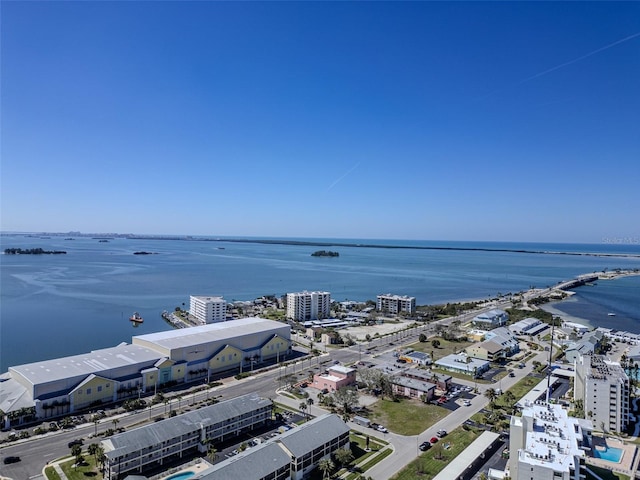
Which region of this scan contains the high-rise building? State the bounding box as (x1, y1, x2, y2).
(574, 354, 630, 434)
(190, 295, 227, 324)
(286, 291, 331, 321)
(509, 400, 591, 480)
(376, 294, 416, 314)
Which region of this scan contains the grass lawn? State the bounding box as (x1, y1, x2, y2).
(391, 426, 482, 480)
(499, 375, 541, 403)
(410, 337, 473, 362)
(368, 398, 449, 435)
(60, 455, 103, 480)
(44, 466, 62, 480)
(586, 464, 630, 480)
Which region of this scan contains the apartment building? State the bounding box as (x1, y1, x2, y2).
(376, 294, 416, 315)
(509, 400, 592, 480)
(574, 354, 630, 434)
(102, 393, 273, 479)
(190, 295, 227, 324)
(286, 291, 331, 321)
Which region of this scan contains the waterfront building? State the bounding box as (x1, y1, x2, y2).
(189, 295, 227, 324)
(508, 318, 548, 337)
(509, 400, 591, 480)
(0, 317, 290, 428)
(564, 331, 603, 364)
(286, 291, 331, 321)
(312, 365, 356, 392)
(472, 309, 508, 329)
(102, 393, 273, 480)
(376, 294, 416, 315)
(574, 354, 630, 434)
(434, 353, 490, 376)
(195, 414, 350, 480)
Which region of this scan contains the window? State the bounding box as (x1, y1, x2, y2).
(87, 388, 92, 394)
(78, 389, 83, 395)
(98, 386, 102, 392)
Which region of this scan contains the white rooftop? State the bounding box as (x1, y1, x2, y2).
(329, 365, 355, 375)
(132, 317, 289, 350)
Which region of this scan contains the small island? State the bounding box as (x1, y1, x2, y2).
(311, 250, 339, 257)
(4, 248, 67, 255)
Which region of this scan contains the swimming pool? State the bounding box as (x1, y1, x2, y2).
(594, 446, 623, 463)
(164, 472, 195, 480)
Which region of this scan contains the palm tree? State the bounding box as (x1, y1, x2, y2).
(484, 388, 497, 408)
(318, 458, 335, 480)
(299, 401, 308, 419)
(96, 445, 106, 473)
(88, 443, 99, 463)
(112, 418, 119, 431)
(307, 397, 314, 410)
(71, 444, 83, 469)
(92, 415, 100, 436)
(207, 444, 218, 463)
(334, 447, 354, 467)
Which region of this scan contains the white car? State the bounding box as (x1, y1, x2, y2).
(376, 425, 388, 433)
(463, 400, 471, 406)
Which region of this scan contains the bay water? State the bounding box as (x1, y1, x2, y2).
(1, 235, 639, 372)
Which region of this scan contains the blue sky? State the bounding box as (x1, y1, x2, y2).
(2, 2, 639, 243)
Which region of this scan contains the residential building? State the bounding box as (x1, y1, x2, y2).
(467, 341, 505, 362)
(286, 291, 331, 321)
(0, 317, 290, 429)
(574, 354, 630, 434)
(468, 327, 520, 362)
(391, 376, 436, 401)
(564, 331, 603, 364)
(401, 369, 452, 391)
(376, 294, 416, 315)
(190, 295, 227, 324)
(313, 365, 356, 392)
(472, 309, 508, 329)
(434, 353, 490, 376)
(509, 400, 592, 480)
(102, 393, 273, 480)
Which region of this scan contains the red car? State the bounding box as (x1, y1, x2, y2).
(430, 437, 439, 443)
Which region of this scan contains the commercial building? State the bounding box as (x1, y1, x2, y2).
(0, 318, 290, 428)
(509, 400, 592, 480)
(102, 393, 273, 479)
(398, 351, 432, 366)
(376, 294, 416, 315)
(286, 291, 331, 321)
(190, 295, 227, 324)
(312, 365, 356, 392)
(401, 369, 452, 391)
(472, 309, 508, 329)
(509, 318, 548, 337)
(434, 353, 490, 377)
(574, 354, 630, 434)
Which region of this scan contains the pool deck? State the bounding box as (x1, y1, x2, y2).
(155, 460, 214, 480)
(586, 437, 638, 477)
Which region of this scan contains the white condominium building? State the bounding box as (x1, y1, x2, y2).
(509, 401, 592, 480)
(377, 294, 416, 314)
(190, 295, 227, 324)
(286, 291, 331, 321)
(574, 354, 630, 434)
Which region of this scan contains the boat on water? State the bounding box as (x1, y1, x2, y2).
(608, 313, 616, 316)
(129, 312, 144, 323)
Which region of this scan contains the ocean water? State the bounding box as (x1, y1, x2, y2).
(1, 235, 639, 372)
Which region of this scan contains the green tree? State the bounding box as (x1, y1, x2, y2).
(318, 458, 335, 480)
(419, 333, 427, 343)
(96, 445, 106, 472)
(431, 339, 441, 348)
(333, 387, 359, 414)
(334, 447, 354, 467)
(484, 388, 497, 407)
(299, 401, 308, 419)
(71, 444, 83, 468)
(112, 418, 120, 430)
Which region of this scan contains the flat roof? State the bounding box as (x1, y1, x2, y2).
(132, 317, 289, 350)
(9, 343, 164, 386)
(433, 431, 500, 480)
(435, 354, 489, 372)
(329, 365, 355, 375)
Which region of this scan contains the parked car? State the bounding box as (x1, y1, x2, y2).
(376, 425, 388, 433)
(419, 441, 431, 451)
(436, 429, 447, 438)
(430, 436, 439, 443)
(3, 456, 21, 464)
(509, 371, 516, 377)
(463, 399, 471, 406)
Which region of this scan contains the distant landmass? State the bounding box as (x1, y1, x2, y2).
(311, 250, 339, 257)
(133, 251, 156, 255)
(4, 248, 66, 255)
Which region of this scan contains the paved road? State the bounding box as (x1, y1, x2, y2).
(0, 301, 549, 480)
